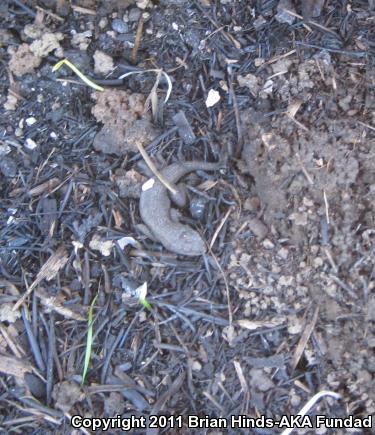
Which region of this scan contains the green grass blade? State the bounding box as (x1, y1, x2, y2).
(81, 294, 98, 385)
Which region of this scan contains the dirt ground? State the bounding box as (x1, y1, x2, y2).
(1, 0, 375, 434)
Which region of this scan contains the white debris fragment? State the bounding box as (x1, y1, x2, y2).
(142, 178, 155, 191)
(93, 50, 114, 75)
(7, 216, 15, 225)
(135, 281, 148, 300)
(71, 30, 92, 50)
(26, 117, 37, 126)
(24, 138, 37, 150)
(89, 234, 114, 256)
(0, 143, 11, 156)
(205, 89, 221, 108)
(117, 236, 139, 249)
(4, 93, 18, 111)
(262, 79, 274, 95)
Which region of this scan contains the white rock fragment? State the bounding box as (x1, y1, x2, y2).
(205, 89, 221, 108)
(25, 138, 37, 150)
(26, 117, 37, 126)
(142, 178, 155, 191)
(191, 360, 202, 371)
(262, 239, 275, 249)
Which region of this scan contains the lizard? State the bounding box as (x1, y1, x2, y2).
(139, 160, 221, 256)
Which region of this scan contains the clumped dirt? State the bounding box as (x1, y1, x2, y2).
(1, 0, 375, 433)
(91, 88, 158, 155)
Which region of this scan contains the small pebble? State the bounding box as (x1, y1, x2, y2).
(276, 0, 296, 25)
(98, 17, 108, 29)
(0, 156, 17, 177)
(277, 247, 289, 259)
(248, 217, 268, 240)
(24, 373, 45, 399)
(111, 18, 128, 34)
(262, 239, 275, 249)
(190, 197, 206, 220)
(128, 8, 141, 22)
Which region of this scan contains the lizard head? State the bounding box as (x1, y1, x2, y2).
(176, 229, 207, 256)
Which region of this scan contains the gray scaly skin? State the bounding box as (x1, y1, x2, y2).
(140, 161, 221, 256)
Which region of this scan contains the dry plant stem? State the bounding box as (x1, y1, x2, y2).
(290, 306, 319, 372)
(227, 66, 243, 156)
(35, 5, 64, 22)
(323, 189, 330, 224)
(359, 121, 375, 132)
(196, 3, 241, 49)
(70, 5, 96, 15)
(135, 141, 177, 195)
(209, 206, 233, 249)
(203, 391, 226, 414)
(296, 152, 314, 185)
(265, 49, 296, 66)
(208, 247, 233, 326)
(281, 9, 312, 32)
(132, 16, 144, 64)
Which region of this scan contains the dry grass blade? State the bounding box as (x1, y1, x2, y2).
(236, 318, 285, 330)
